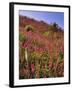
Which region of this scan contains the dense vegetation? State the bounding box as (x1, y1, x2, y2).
(19, 16, 64, 79)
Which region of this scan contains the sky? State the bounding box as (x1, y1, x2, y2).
(19, 10, 64, 29)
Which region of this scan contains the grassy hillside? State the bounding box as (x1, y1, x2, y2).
(19, 15, 64, 79)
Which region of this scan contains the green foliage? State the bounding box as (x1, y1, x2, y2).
(40, 69, 45, 78)
(28, 51, 41, 63)
(24, 25, 35, 32)
(53, 57, 57, 63)
(47, 22, 59, 31)
(43, 31, 49, 37)
(46, 69, 50, 77)
(19, 32, 27, 42)
(59, 52, 64, 61)
(48, 25, 53, 30)
(41, 52, 50, 61)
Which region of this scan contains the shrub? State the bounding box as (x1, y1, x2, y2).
(53, 22, 58, 29)
(59, 51, 64, 61)
(47, 22, 59, 31)
(47, 25, 54, 31)
(28, 51, 41, 63)
(41, 51, 50, 62)
(19, 32, 27, 42)
(24, 25, 35, 32)
(43, 31, 49, 37)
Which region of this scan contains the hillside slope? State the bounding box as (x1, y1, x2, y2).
(19, 15, 64, 79)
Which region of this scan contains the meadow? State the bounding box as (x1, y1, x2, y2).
(19, 16, 64, 79)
